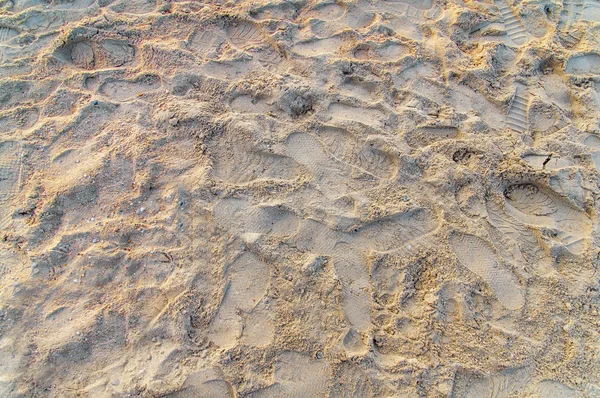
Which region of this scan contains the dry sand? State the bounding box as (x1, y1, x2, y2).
(1, 0, 600, 396)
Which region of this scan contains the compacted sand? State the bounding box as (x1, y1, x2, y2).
(1, 0, 600, 396)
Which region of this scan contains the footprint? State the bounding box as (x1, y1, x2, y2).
(169, 369, 233, 398)
(485, 196, 551, 276)
(0, 141, 22, 229)
(582, 3, 600, 23)
(405, 126, 458, 147)
(286, 132, 367, 198)
(503, 184, 592, 254)
(327, 103, 387, 128)
(506, 83, 530, 133)
(557, 0, 584, 48)
(332, 243, 371, 333)
(449, 232, 525, 310)
(355, 208, 438, 252)
(383, 0, 433, 11)
(69, 41, 95, 69)
(495, 0, 530, 46)
(353, 41, 409, 62)
(229, 94, 273, 114)
(208, 252, 269, 349)
(330, 361, 374, 397)
(342, 328, 368, 356)
(522, 154, 572, 170)
(222, 21, 283, 66)
(379, 0, 440, 21)
(293, 37, 343, 57)
(250, 352, 330, 397)
(307, 3, 347, 20)
(452, 366, 532, 398)
(0, 27, 18, 43)
(583, 134, 600, 173)
(339, 76, 381, 101)
(109, 0, 156, 14)
(0, 107, 39, 132)
(99, 74, 161, 101)
(55, 38, 136, 70)
(52, 0, 95, 9)
(240, 300, 274, 347)
(309, 9, 375, 38)
(226, 21, 266, 48)
(316, 126, 397, 179)
(534, 380, 583, 398)
(250, 2, 300, 21)
(210, 129, 301, 184)
(212, 197, 299, 238)
(187, 27, 226, 59)
(565, 54, 600, 75)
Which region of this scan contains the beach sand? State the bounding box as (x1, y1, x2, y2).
(1, 0, 600, 396)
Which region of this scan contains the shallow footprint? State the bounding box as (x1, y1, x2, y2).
(354, 208, 438, 252)
(316, 126, 397, 179)
(330, 361, 374, 397)
(286, 131, 365, 198)
(250, 352, 330, 397)
(332, 243, 371, 334)
(503, 184, 592, 254)
(0, 141, 21, 229)
(208, 252, 269, 349)
(449, 232, 524, 310)
(168, 369, 233, 398)
(99, 74, 161, 101)
(109, 0, 156, 14)
(452, 366, 532, 398)
(212, 197, 298, 238)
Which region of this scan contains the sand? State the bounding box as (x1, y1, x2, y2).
(1, 0, 600, 396)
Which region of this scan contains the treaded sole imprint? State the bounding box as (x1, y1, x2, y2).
(449, 232, 525, 310)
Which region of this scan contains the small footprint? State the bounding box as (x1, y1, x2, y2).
(226, 21, 266, 48)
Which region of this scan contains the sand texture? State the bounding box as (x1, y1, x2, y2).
(1, 0, 600, 396)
